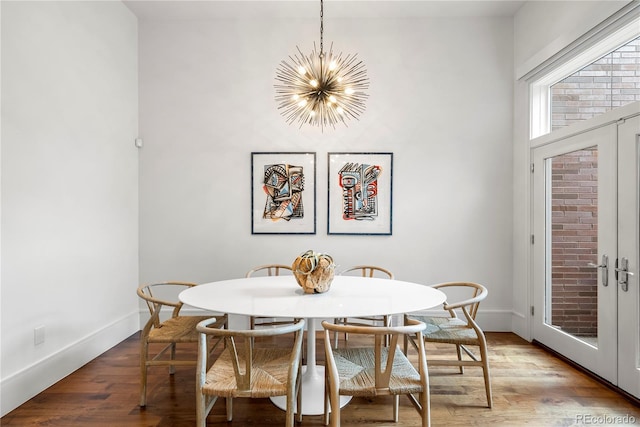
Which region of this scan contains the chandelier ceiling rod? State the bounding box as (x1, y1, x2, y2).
(319, 0, 324, 55)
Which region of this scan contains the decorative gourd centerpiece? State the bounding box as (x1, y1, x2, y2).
(292, 250, 335, 294)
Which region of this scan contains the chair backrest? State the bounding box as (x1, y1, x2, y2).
(137, 281, 197, 327)
(432, 282, 488, 322)
(339, 265, 394, 280)
(322, 319, 426, 389)
(197, 318, 305, 392)
(245, 264, 293, 278)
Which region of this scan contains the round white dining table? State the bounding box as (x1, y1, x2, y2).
(179, 275, 446, 415)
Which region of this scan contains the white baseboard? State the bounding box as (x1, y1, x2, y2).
(510, 310, 530, 341)
(0, 311, 139, 417)
(477, 309, 514, 332)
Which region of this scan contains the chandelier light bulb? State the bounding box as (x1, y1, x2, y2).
(297, 66, 307, 75)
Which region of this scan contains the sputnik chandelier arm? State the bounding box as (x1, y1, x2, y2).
(274, 0, 369, 130)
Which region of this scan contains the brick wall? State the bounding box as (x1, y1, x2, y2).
(551, 36, 640, 131)
(550, 149, 598, 337)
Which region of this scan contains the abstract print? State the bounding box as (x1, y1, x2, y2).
(262, 163, 304, 221)
(338, 162, 382, 221)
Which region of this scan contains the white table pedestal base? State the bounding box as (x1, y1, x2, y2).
(270, 318, 351, 415)
(270, 365, 351, 415)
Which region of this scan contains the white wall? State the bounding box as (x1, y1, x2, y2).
(510, 1, 634, 338)
(138, 15, 515, 330)
(0, 1, 139, 415)
(514, 0, 630, 78)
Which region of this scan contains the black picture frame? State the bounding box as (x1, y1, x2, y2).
(251, 152, 316, 234)
(327, 152, 393, 235)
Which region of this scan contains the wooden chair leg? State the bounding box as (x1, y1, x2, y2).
(421, 350, 431, 427)
(393, 394, 399, 422)
(421, 390, 431, 427)
(169, 342, 176, 374)
(286, 397, 294, 427)
(295, 376, 303, 423)
(324, 373, 341, 427)
(479, 341, 493, 408)
(330, 387, 340, 427)
(226, 397, 233, 421)
(455, 344, 464, 374)
(196, 393, 206, 427)
(139, 340, 148, 407)
(323, 375, 330, 425)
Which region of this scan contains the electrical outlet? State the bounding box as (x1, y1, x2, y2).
(34, 326, 45, 345)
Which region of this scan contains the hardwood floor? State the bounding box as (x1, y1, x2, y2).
(2, 332, 639, 426)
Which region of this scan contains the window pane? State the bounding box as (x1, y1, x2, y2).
(547, 147, 598, 345)
(551, 36, 640, 132)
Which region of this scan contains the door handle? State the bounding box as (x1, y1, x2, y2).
(587, 254, 609, 287)
(615, 257, 634, 292)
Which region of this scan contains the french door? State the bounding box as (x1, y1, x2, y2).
(532, 112, 640, 397)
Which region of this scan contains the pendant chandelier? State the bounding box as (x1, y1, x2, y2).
(274, 0, 369, 130)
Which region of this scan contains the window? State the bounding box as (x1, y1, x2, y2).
(529, 15, 639, 139)
(550, 36, 640, 132)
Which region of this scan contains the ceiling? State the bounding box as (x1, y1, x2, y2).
(124, 0, 526, 20)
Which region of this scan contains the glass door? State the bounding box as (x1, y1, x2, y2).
(532, 123, 618, 383)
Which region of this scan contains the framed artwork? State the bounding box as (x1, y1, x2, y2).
(251, 152, 316, 234)
(327, 152, 393, 235)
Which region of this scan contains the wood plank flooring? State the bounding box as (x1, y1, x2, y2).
(2, 332, 639, 426)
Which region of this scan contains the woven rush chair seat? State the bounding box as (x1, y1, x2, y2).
(333, 265, 395, 348)
(196, 318, 305, 427)
(405, 281, 493, 408)
(137, 281, 228, 407)
(147, 315, 210, 343)
(418, 316, 480, 345)
(203, 347, 294, 397)
(330, 346, 425, 397)
(322, 319, 431, 427)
